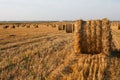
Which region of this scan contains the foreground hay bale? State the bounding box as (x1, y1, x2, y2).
(90, 20, 96, 53)
(95, 20, 102, 53)
(74, 20, 83, 53)
(101, 18, 112, 55)
(85, 20, 91, 53)
(74, 18, 112, 55)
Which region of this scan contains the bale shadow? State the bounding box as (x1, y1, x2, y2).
(111, 49, 120, 58)
(9, 34, 16, 37)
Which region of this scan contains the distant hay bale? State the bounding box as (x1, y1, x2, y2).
(74, 18, 112, 55)
(13, 25, 15, 28)
(18, 23, 26, 28)
(34, 25, 39, 28)
(16, 24, 19, 28)
(63, 24, 66, 30)
(55, 24, 59, 29)
(54, 24, 56, 28)
(35, 25, 39, 28)
(66, 24, 74, 33)
(38, 24, 41, 27)
(22, 24, 26, 27)
(9, 25, 15, 29)
(62, 24, 66, 30)
(51, 24, 56, 28)
(47, 24, 49, 27)
(54, 24, 58, 28)
(118, 25, 120, 30)
(66, 24, 72, 33)
(58, 25, 63, 30)
(26, 25, 30, 28)
(72, 24, 75, 32)
(3, 25, 9, 29)
(26, 26, 30, 28)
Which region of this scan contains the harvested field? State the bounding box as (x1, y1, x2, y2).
(0, 22, 120, 80)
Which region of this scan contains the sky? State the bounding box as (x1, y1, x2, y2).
(0, 0, 120, 21)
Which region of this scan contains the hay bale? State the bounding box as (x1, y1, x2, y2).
(55, 24, 59, 29)
(3, 25, 9, 29)
(13, 25, 15, 28)
(58, 24, 63, 30)
(118, 25, 120, 30)
(47, 24, 49, 27)
(62, 24, 66, 30)
(74, 20, 83, 53)
(16, 24, 19, 28)
(26, 26, 30, 28)
(23, 24, 26, 27)
(80, 21, 87, 53)
(74, 18, 112, 55)
(51, 24, 56, 28)
(72, 24, 75, 32)
(74, 32, 81, 53)
(101, 18, 112, 55)
(9, 25, 15, 29)
(85, 20, 91, 53)
(26, 24, 30, 28)
(66, 24, 73, 33)
(54, 24, 57, 28)
(74, 20, 83, 33)
(95, 20, 102, 53)
(34, 24, 39, 28)
(89, 20, 96, 53)
(19, 24, 25, 28)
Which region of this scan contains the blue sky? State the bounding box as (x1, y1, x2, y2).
(0, 0, 120, 21)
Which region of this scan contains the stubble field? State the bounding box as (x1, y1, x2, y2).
(0, 23, 120, 80)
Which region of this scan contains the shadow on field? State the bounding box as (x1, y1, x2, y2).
(111, 50, 120, 58)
